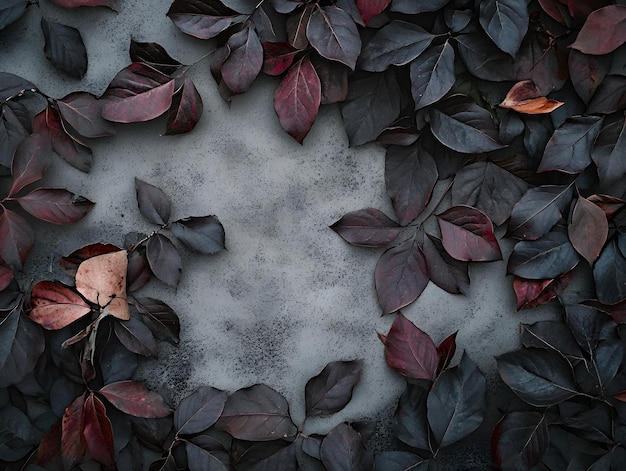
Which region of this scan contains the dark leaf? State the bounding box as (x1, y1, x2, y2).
(500, 80, 565, 114)
(216, 384, 297, 441)
(319, 422, 374, 471)
(423, 235, 469, 295)
(166, 0, 244, 39)
(274, 55, 321, 144)
(233, 441, 296, 470)
(355, 0, 390, 24)
(568, 195, 608, 263)
(41, 19, 87, 78)
(146, 234, 182, 288)
(0, 101, 29, 169)
(307, 5, 361, 70)
(175, 386, 227, 435)
(358, 20, 434, 72)
(9, 132, 53, 197)
(515, 31, 568, 95)
(430, 96, 505, 153)
(262, 41, 297, 76)
(330, 208, 401, 248)
(520, 320, 581, 357)
(185, 441, 230, 471)
(456, 32, 519, 82)
(129, 40, 182, 73)
(0, 208, 34, 270)
(569, 50, 611, 104)
(126, 249, 151, 292)
(479, 0, 528, 56)
(451, 162, 529, 226)
(83, 394, 115, 469)
(497, 349, 578, 406)
(56, 92, 115, 138)
(0, 72, 34, 101)
(591, 116, 626, 188)
(61, 394, 86, 470)
(165, 76, 203, 135)
(565, 304, 614, 353)
(0, 1, 28, 31)
(59, 242, 120, 274)
(99, 381, 171, 418)
(37, 419, 62, 466)
(513, 271, 573, 310)
(271, 0, 301, 14)
(380, 313, 438, 380)
(587, 75, 626, 114)
(286, 4, 313, 49)
(104, 62, 172, 100)
(0, 265, 13, 292)
(385, 142, 438, 226)
(29, 280, 91, 330)
(100, 338, 138, 384)
(393, 382, 430, 450)
(222, 25, 263, 95)
(17, 188, 94, 224)
(410, 40, 455, 110)
(134, 297, 180, 344)
(506, 184, 574, 240)
(135, 178, 171, 225)
(390, 0, 448, 14)
(150, 453, 177, 471)
(50, 0, 115, 7)
(0, 305, 44, 387)
(374, 451, 431, 471)
(171, 215, 226, 254)
(437, 205, 502, 262)
(114, 316, 158, 357)
(251, 2, 278, 43)
(340, 70, 402, 146)
(492, 411, 549, 471)
(305, 359, 362, 417)
(570, 6, 626, 55)
(103, 79, 175, 123)
(374, 238, 429, 315)
(437, 331, 457, 372)
(593, 236, 626, 305)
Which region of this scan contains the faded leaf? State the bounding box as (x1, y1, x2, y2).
(500, 80, 564, 114)
(29, 281, 91, 330)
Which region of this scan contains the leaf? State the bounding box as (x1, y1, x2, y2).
(114, 316, 158, 357)
(0, 265, 13, 292)
(0, 102, 29, 169)
(134, 297, 180, 344)
(437, 331, 457, 372)
(497, 349, 578, 406)
(41, 19, 88, 78)
(165, 76, 203, 135)
(410, 41, 455, 110)
(0, 72, 34, 101)
(591, 116, 626, 188)
(167, 0, 244, 40)
(358, 20, 434, 72)
(514, 272, 573, 310)
(520, 320, 581, 357)
(538, 115, 603, 174)
(437, 206, 502, 262)
(319, 422, 374, 471)
(427, 353, 486, 447)
(262, 41, 297, 76)
(100, 338, 138, 384)
(429, 96, 505, 153)
(330, 208, 401, 248)
(340, 70, 403, 146)
(99, 381, 171, 418)
(593, 236, 626, 305)
(232, 441, 295, 470)
(479, 0, 529, 56)
(390, 0, 448, 14)
(222, 25, 263, 95)
(60, 242, 120, 273)
(568, 195, 608, 263)
(393, 383, 430, 450)
(385, 142, 438, 226)
(305, 359, 362, 417)
(456, 32, 519, 82)
(508, 228, 580, 279)
(56, 92, 115, 138)
(135, 178, 171, 225)
(570, 5, 626, 55)
(273, 55, 321, 144)
(29, 281, 91, 330)
(61, 394, 86, 470)
(102, 80, 175, 123)
(506, 184, 574, 240)
(9, 132, 53, 197)
(286, 4, 313, 49)
(49, 0, 115, 7)
(492, 411, 549, 471)
(307, 5, 361, 70)
(75, 250, 130, 319)
(216, 384, 297, 441)
(83, 394, 115, 469)
(0, 208, 34, 270)
(174, 386, 227, 435)
(500, 80, 565, 114)
(374, 452, 430, 471)
(146, 234, 182, 288)
(569, 50, 611, 105)
(17, 188, 94, 224)
(587, 75, 626, 115)
(0, 1, 28, 31)
(423, 235, 470, 295)
(374, 238, 429, 315)
(380, 313, 438, 380)
(356, 0, 390, 24)
(185, 441, 231, 471)
(129, 40, 182, 73)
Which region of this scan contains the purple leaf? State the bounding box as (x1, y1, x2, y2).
(99, 381, 171, 418)
(146, 234, 181, 288)
(41, 19, 88, 78)
(410, 41, 455, 110)
(165, 76, 203, 135)
(514, 273, 573, 310)
(478, 0, 528, 56)
(422, 235, 470, 295)
(307, 5, 361, 70)
(0, 208, 34, 270)
(29, 280, 91, 330)
(356, 0, 390, 24)
(134, 297, 180, 344)
(102, 80, 175, 123)
(436, 331, 457, 372)
(330, 208, 402, 248)
(9, 132, 53, 197)
(170, 215, 226, 254)
(0, 102, 29, 169)
(262, 41, 297, 76)
(311, 56, 349, 105)
(129, 40, 182, 74)
(56, 92, 115, 138)
(286, 4, 313, 49)
(49, 0, 115, 7)
(174, 386, 227, 435)
(114, 316, 158, 357)
(135, 178, 171, 225)
(222, 25, 264, 95)
(320, 423, 374, 471)
(16, 188, 94, 224)
(568, 50, 611, 104)
(570, 6, 626, 55)
(305, 360, 363, 417)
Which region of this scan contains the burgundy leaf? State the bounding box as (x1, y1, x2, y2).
(56, 92, 115, 138)
(37, 419, 61, 466)
(380, 312, 438, 381)
(29, 280, 91, 330)
(307, 5, 361, 70)
(167, 0, 244, 40)
(262, 41, 298, 76)
(146, 234, 182, 287)
(436, 332, 457, 372)
(356, 0, 390, 24)
(478, 0, 529, 56)
(568, 195, 608, 264)
(83, 394, 115, 469)
(437, 206, 502, 262)
(513, 272, 573, 310)
(422, 234, 470, 295)
(61, 394, 86, 470)
(114, 316, 158, 357)
(514, 31, 568, 95)
(0, 101, 29, 169)
(591, 116, 626, 188)
(222, 25, 263, 95)
(375, 237, 429, 315)
(587, 194, 626, 218)
(174, 386, 228, 435)
(410, 41, 455, 110)
(165, 76, 203, 135)
(570, 5, 626, 55)
(60, 242, 120, 274)
(41, 18, 87, 78)
(0, 208, 34, 270)
(49, 0, 115, 7)
(16, 188, 94, 224)
(569, 50, 611, 104)
(587, 75, 626, 114)
(330, 208, 401, 248)
(99, 381, 171, 418)
(320, 423, 374, 471)
(104, 62, 172, 100)
(102, 80, 175, 123)
(9, 132, 53, 196)
(305, 359, 363, 417)
(499, 80, 564, 114)
(135, 178, 171, 225)
(274, 55, 321, 144)
(538, 0, 572, 24)
(170, 215, 225, 254)
(286, 4, 313, 49)
(134, 297, 180, 344)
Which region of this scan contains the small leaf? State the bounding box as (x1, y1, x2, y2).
(134, 297, 180, 344)
(61, 394, 86, 470)
(146, 234, 182, 288)
(492, 411, 549, 471)
(171, 215, 225, 254)
(0, 208, 34, 270)
(479, 0, 529, 56)
(17, 188, 94, 224)
(436, 331, 457, 372)
(114, 316, 158, 357)
(135, 178, 171, 225)
(568, 195, 608, 263)
(320, 422, 374, 471)
(356, 0, 390, 25)
(514, 272, 573, 310)
(263, 41, 298, 76)
(305, 360, 362, 417)
(222, 25, 264, 95)
(0, 1, 28, 31)
(410, 41, 455, 110)
(307, 5, 361, 70)
(167, 0, 244, 40)
(165, 76, 203, 135)
(41, 19, 88, 78)
(83, 394, 115, 469)
(102, 80, 175, 123)
(570, 5, 626, 55)
(330, 208, 401, 248)
(56, 92, 115, 138)
(422, 235, 470, 295)
(29, 281, 91, 330)
(174, 386, 227, 435)
(9, 133, 53, 197)
(99, 381, 171, 418)
(500, 80, 564, 114)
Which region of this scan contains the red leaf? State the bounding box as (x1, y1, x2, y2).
(146, 234, 182, 288)
(165, 76, 203, 135)
(356, 0, 390, 25)
(0, 208, 34, 270)
(61, 394, 86, 470)
(49, 0, 115, 8)
(437, 205, 502, 262)
(587, 194, 626, 218)
(9, 132, 53, 196)
(83, 394, 115, 469)
(16, 188, 94, 224)
(0, 264, 13, 291)
(274, 56, 321, 144)
(330, 207, 401, 248)
(380, 312, 438, 381)
(99, 380, 171, 418)
(513, 271, 573, 310)
(263, 41, 298, 76)
(37, 419, 62, 466)
(437, 332, 457, 372)
(102, 80, 175, 123)
(60, 242, 120, 273)
(499, 80, 564, 114)
(570, 5, 626, 55)
(222, 25, 263, 94)
(56, 92, 115, 138)
(29, 280, 91, 329)
(568, 195, 609, 264)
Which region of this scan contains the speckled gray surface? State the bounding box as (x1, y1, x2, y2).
(1, 0, 559, 466)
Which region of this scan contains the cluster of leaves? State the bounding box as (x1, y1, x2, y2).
(1, 0, 115, 78)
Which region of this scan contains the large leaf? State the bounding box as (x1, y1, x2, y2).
(330, 208, 401, 248)
(134, 297, 180, 344)
(41, 19, 87, 78)
(374, 237, 429, 315)
(17, 188, 94, 224)
(437, 206, 502, 262)
(492, 411, 549, 471)
(9, 132, 53, 197)
(410, 40, 455, 110)
(497, 349, 578, 406)
(385, 142, 438, 226)
(570, 5, 626, 55)
(593, 236, 626, 305)
(167, 0, 244, 39)
(380, 313, 438, 381)
(222, 25, 263, 95)
(422, 235, 470, 295)
(83, 394, 115, 469)
(0, 102, 28, 169)
(0, 208, 34, 270)
(175, 386, 227, 435)
(102, 80, 175, 123)
(216, 384, 297, 441)
(146, 234, 182, 288)
(0, 1, 28, 31)
(568, 195, 608, 264)
(319, 422, 374, 471)
(305, 359, 362, 417)
(427, 353, 486, 447)
(358, 20, 434, 72)
(274, 55, 321, 144)
(61, 394, 86, 470)
(29, 281, 91, 330)
(135, 178, 171, 225)
(165, 76, 203, 135)
(479, 0, 529, 56)
(393, 383, 430, 450)
(307, 5, 361, 70)
(538, 115, 603, 174)
(591, 116, 626, 188)
(99, 381, 171, 418)
(520, 320, 581, 357)
(56, 92, 115, 138)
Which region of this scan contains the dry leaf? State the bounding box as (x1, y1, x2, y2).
(500, 80, 564, 114)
